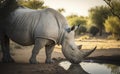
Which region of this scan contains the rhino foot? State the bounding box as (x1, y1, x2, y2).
(45, 59, 55, 64)
(29, 59, 39, 64)
(2, 57, 15, 63)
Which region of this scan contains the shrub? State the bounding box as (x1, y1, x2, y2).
(104, 16, 120, 40)
(89, 26, 99, 36)
(67, 16, 86, 26)
(75, 25, 87, 36)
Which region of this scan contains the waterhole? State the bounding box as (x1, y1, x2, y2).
(59, 61, 120, 74)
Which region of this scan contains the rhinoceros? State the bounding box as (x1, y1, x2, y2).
(0, 0, 96, 64)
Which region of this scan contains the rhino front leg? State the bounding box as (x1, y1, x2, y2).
(29, 38, 47, 64)
(1, 35, 15, 63)
(45, 44, 55, 64)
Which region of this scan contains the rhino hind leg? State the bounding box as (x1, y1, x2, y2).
(29, 38, 49, 64)
(45, 44, 55, 64)
(1, 35, 15, 63)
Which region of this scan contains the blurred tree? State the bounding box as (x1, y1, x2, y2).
(104, 16, 120, 40)
(89, 6, 111, 36)
(89, 26, 99, 36)
(66, 15, 87, 36)
(57, 8, 65, 13)
(18, 0, 48, 9)
(66, 14, 78, 19)
(67, 15, 87, 26)
(104, 0, 120, 19)
(106, 63, 120, 74)
(75, 25, 87, 36)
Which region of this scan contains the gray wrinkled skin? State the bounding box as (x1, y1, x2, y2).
(0, 3, 96, 64)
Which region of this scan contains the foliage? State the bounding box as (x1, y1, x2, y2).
(67, 15, 87, 26)
(57, 8, 65, 13)
(66, 14, 78, 19)
(18, 0, 47, 9)
(89, 26, 99, 36)
(75, 25, 87, 36)
(104, 16, 120, 39)
(66, 15, 88, 36)
(104, 0, 120, 19)
(106, 64, 120, 74)
(89, 6, 111, 36)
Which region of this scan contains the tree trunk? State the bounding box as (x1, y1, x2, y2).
(99, 27, 102, 36)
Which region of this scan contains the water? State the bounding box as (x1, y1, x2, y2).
(59, 61, 120, 74)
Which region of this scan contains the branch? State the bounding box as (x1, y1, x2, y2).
(103, 0, 120, 19)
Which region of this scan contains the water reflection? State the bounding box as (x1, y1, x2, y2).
(59, 61, 89, 74)
(59, 61, 120, 74)
(68, 64, 89, 74)
(106, 64, 120, 74)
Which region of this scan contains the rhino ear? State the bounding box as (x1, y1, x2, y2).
(71, 25, 79, 31)
(66, 25, 79, 33)
(66, 26, 76, 33)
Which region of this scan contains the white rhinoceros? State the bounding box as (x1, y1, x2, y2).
(0, 0, 96, 64)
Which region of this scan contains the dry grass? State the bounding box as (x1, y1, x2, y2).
(0, 34, 120, 63)
(75, 35, 120, 50)
(54, 35, 120, 53)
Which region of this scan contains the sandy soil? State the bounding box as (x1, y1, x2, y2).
(0, 36, 120, 74)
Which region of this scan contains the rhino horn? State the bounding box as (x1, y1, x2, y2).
(82, 46, 97, 58)
(68, 46, 97, 64)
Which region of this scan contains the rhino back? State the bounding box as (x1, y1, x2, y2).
(5, 7, 40, 45)
(34, 8, 69, 44)
(34, 9, 59, 44)
(4, 7, 69, 45)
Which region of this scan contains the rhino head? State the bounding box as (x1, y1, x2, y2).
(61, 25, 96, 64)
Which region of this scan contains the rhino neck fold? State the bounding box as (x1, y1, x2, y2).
(57, 29, 66, 45)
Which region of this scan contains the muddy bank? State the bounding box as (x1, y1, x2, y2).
(0, 38, 120, 74)
(0, 48, 120, 74)
(0, 62, 69, 74)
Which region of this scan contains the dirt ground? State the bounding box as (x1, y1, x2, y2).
(0, 36, 120, 74)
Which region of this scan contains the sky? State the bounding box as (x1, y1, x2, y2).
(44, 0, 107, 16)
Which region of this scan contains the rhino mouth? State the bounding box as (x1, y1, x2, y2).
(63, 46, 97, 64)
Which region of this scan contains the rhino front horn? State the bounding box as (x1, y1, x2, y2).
(83, 46, 97, 58)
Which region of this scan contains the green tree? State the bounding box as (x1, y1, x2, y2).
(18, 0, 48, 9)
(66, 15, 87, 35)
(89, 26, 99, 36)
(75, 25, 87, 35)
(67, 15, 87, 26)
(104, 16, 120, 39)
(66, 14, 78, 19)
(104, 0, 120, 19)
(57, 8, 65, 13)
(89, 6, 111, 36)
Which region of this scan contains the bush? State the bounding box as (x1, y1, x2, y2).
(75, 25, 87, 36)
(89, 26, 99, 36)
(67, 16, 86, 26)
(104, 16, 120, 40)
(18, 0, 47, 9)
